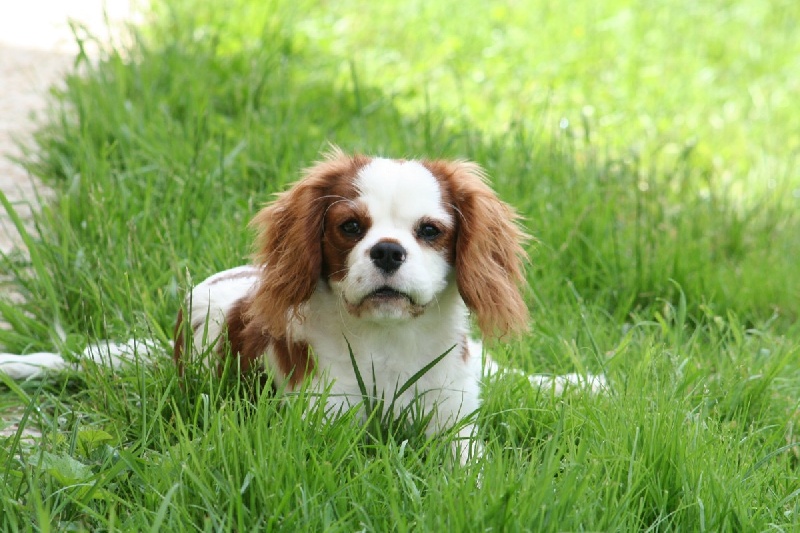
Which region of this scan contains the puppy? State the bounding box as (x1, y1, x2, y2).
(1, 149, 604, 462)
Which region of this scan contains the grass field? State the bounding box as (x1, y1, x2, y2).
(2, 0, 799, 529)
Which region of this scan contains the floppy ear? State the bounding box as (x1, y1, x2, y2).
(425, 160, 530, 338)
(247, 149, 369, 337)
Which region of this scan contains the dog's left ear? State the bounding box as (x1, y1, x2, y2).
(424, 160, 530, 338)
(247, 148, 370, 337)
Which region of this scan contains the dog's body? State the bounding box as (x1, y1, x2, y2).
(179, 264, 485, 459)
(1, 150, 604, 462)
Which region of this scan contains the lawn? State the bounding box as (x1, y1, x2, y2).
(1, 0, 799, 530)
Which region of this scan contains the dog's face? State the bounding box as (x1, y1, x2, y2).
(248, 149, 529, 338)
(322, 158, 455, 322)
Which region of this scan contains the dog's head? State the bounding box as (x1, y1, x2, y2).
(248, 148, 529, 338)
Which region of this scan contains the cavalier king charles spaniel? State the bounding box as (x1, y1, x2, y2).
(1, 149, 604, 462)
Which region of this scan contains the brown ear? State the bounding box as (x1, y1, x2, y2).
(425, 160, 530, 338)
(247, 149, 371, 337)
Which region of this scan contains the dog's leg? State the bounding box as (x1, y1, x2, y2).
(0, 352, 70, 379)
(483, 357, 607, 395)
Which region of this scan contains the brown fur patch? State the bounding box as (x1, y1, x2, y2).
(416, 216, 456, 263)
(225, 297, 313, 386)
(220, 297, 269, 374)
(270, 338, 313, 388)
(460, 337, 471, 363)
(423, 159, 530, 338)
(321, 196, 371, 282)
(173, 294, 315, 387)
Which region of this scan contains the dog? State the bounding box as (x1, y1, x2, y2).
(1, 149, 604, 462)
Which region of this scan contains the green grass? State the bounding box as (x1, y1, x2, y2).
(2, 0, 799, 529)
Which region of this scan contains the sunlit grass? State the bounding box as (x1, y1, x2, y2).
(298, 0, 800, 183)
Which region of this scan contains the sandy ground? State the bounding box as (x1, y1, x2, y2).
(0, 1, 134, 253)
(0, 0, 135, 438)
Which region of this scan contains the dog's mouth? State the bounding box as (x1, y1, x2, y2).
(345, 285, 426, 319)
(365, 286, 411, 302)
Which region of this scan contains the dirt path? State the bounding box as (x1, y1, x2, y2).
(0, 1, 133, 253)
(0, 0, 134, 439)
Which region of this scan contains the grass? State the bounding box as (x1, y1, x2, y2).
(1, 0, 799, 529)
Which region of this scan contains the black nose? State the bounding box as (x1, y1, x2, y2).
(370, 241, 406, 274)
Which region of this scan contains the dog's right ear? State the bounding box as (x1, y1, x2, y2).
(246, 149, 369, 337)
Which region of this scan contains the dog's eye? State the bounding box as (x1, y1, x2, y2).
(340, 220, 362, 236)
(416, 223, 441, 241)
